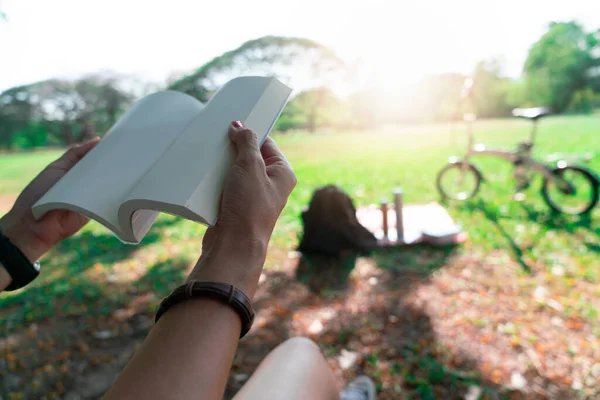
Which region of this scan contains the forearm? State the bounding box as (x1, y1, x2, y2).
(104, 298, 242, 400)
(105, 231, 267, 400)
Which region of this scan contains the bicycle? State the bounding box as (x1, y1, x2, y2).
(436, 107, 599, 216)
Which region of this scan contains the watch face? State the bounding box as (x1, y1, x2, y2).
(33, 261, 41, 272)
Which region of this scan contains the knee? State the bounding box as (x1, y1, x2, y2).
(279, 336, 320, 355)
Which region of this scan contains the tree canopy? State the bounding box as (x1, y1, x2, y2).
(524, 21, 600, 112)
(169, 36, 345, 102)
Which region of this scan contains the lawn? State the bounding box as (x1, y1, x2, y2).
(1, 116, 599, 399)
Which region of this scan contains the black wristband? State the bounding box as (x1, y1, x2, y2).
(0, 229, 40, 291)
(155, 281, 255, 338)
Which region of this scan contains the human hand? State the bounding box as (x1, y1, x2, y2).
(0, 137, 100, 262)
(188, 121, 296, 297)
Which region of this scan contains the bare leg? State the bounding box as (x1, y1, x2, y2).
(233, 337, 340, 400)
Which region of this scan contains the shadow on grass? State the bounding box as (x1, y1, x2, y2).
(233, 244, 582, 399)
(53, 216, 182, 276)
(0, 217, 183, 325)
(295, 252, 358, 292)
(518, 202, 600, 253)
(463, 198, 599, 273)
(295, 244, 457, 293)
(1, 254, 191, 399)
(464, 199, 534, 274)
(229, 245, 505, 399)
(1, 219, 587, 398)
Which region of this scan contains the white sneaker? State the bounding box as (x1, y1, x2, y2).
(340, 375, 377, 400)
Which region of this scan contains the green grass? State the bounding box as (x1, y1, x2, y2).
(1, 115, 599, 322)
(1, 116, 599, 398)
(0, 150, 61, 195)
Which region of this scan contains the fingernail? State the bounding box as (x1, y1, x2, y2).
(232, 120, 244, 128)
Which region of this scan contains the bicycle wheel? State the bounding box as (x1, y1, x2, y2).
(541, 166, 599, 215)
(436, 162, 482, 200)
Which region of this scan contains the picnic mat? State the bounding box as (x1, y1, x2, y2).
(356, 202, 468, 247)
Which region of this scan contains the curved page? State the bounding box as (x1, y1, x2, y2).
(32, 91, 203, 243)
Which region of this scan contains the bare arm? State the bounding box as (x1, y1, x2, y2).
(104, 122, 296, 400)
(106, 299, 243, 399)
(104, 249, 259, 398)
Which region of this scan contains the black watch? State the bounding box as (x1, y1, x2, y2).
(0, 229, 40, 291)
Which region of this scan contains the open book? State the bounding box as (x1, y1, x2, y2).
(32, 76, 292, 244)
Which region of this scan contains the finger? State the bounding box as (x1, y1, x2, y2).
(261, 138, 296, 194)
(58, 137, 101, 166)
(260, 137, 287, 163)
(268, 161, 297, 194)
(261, 137, 292, 171)
(228, 121, 262, 169)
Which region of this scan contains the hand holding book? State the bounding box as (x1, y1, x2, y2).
(0, 121, 296, 294)
(187, 121, 296, 298)
(1, 76, 293, 292)
(31, 76, 292, 243)
(0, 138, 100, 263)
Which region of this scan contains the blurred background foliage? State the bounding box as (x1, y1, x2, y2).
(1, 20, 599, 149)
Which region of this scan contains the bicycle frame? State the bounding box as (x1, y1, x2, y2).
(460, 145, 557, 180)
(458, 117, 555, 181)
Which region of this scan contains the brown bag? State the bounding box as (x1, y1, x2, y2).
(298, 186, 377, 256)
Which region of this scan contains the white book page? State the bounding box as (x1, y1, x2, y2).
(32, 91, 203, 240)
(118, 77, 292, 242)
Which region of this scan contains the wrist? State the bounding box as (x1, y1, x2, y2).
(187, 230, 268, 299)
(0, 262, 12, 291)
(0, 211, 46, 262)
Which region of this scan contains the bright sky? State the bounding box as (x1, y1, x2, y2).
(1, 0, 599, 92)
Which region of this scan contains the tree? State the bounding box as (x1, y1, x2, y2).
(33, 78, 127, 145)
(523, 21, 600, 112)
(169, 36, 345, 103)
(0, 85, 42, 149)
(0, 73, 135, 148)
(471, 59, 516, 118)
(276, 88, 345, 133)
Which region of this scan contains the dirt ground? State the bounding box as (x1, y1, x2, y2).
(2, 246, 598, 399)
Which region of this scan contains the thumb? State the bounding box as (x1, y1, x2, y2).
(228, 121, 262, 168)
